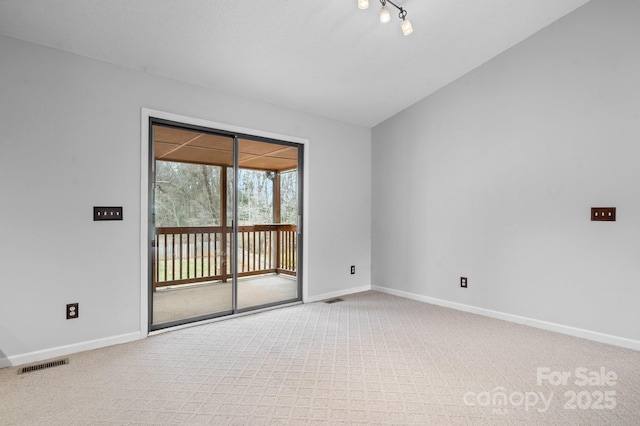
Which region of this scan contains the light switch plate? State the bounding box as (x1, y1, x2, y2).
(591, 207, 616, 222)
(94, 207, 123, 221)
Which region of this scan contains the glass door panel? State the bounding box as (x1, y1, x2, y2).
(236, 138, 300, 311)
(151, 123, 234, 328)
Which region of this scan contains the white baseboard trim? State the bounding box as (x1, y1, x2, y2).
(372, 285, 640, 352)
(7, 332, 142, 367)
(306, 285, 372, 303)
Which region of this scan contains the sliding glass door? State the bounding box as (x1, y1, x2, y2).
(150, 124, 234, 327)
(149, 120, 302, 330)
(236, 138, 300, 311)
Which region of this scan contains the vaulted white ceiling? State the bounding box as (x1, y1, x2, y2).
(0, 0, 590, 127)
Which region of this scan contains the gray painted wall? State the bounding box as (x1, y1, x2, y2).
(0, 36, 371, 365)
(372, 0, 640, 342)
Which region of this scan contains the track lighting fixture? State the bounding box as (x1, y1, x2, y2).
(359, 0, 413, 35)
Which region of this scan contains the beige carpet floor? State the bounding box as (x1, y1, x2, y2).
(153, 275, 298, 324)
(1, 291, 639, 425)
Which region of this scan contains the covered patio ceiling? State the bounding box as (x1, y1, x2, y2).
(154, 125, 298, 172)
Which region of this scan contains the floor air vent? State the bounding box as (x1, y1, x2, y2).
(19, 358, 69, 375)
(324, 298, 344, 304)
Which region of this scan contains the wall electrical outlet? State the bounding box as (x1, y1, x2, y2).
(350, 265, 355, 275)
(66, 303, 79, 319)
(460, 277, 468, 288)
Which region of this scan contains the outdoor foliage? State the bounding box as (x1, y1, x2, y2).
(155, 161, 297, 227)
(280, 170, 297, 224)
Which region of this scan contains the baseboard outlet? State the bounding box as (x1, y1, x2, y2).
(6, 332, 141, 368)
(306, 285, 372, 303)
(372, 285, 640, 352)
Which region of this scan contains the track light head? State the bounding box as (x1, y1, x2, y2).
(401, 18, 413, 36)
(380, 5, 391, 23)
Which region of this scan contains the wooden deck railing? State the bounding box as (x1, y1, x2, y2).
(153, 224, 297, 290)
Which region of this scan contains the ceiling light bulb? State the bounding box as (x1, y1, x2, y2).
(380, 6, 391, 23)
(358, 0, 369, 10)
(401, 19, 413, 35)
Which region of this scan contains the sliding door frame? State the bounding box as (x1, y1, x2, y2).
(140, 108, 309, 336)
